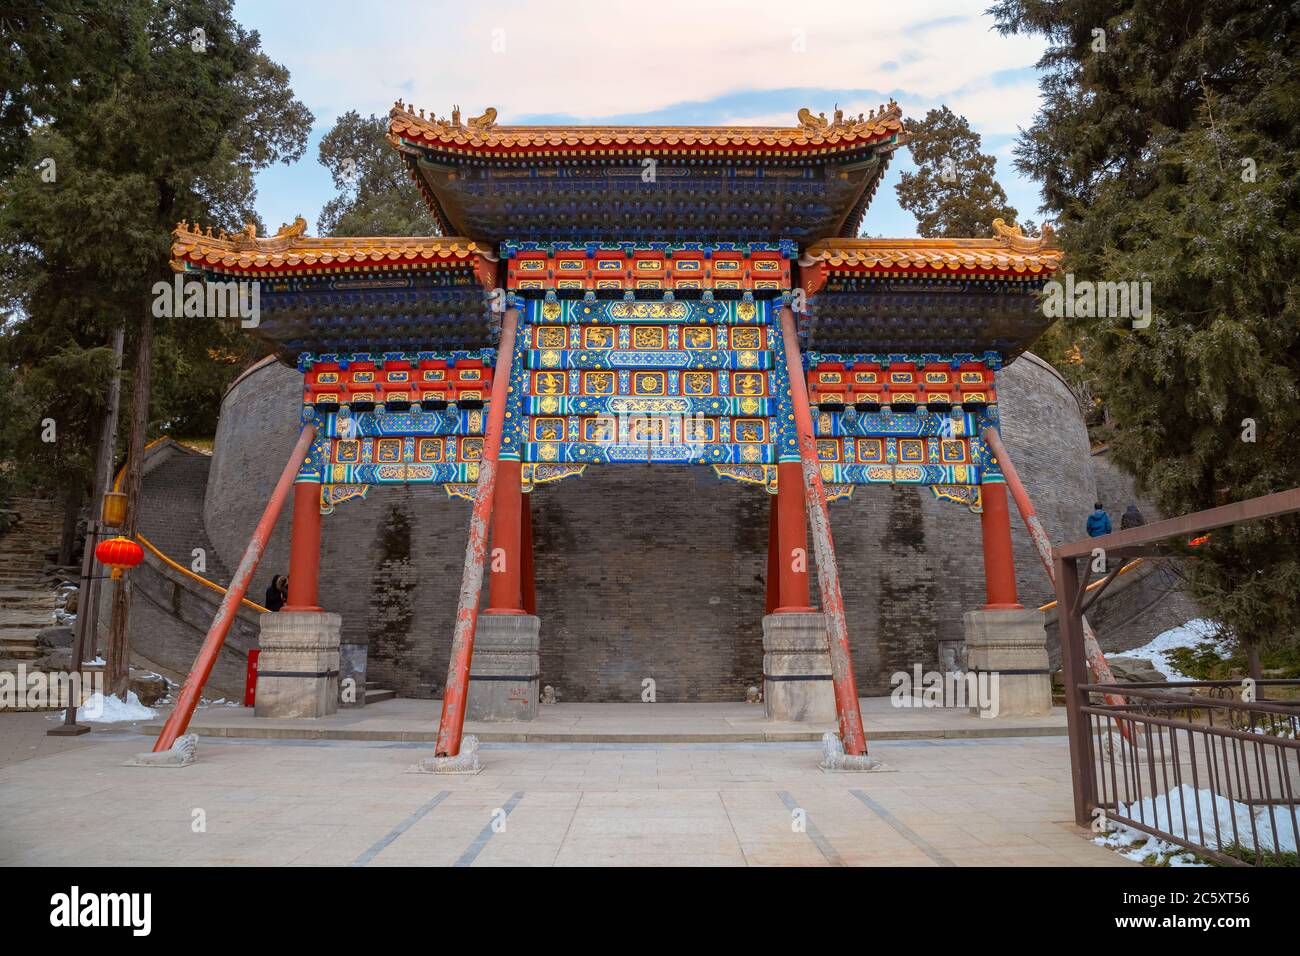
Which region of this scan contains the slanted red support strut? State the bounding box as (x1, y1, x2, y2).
(435, 307, 520, 757)
(980, 426, 1128, 712)
(152, 424, 317, 752)
(778, 306, 868, 755)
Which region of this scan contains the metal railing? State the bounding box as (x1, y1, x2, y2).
(1051, 486, 1300, 866)
(1079, 681, 1299, 865)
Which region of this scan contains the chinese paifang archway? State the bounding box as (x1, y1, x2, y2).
(165, 101, 1062, 760)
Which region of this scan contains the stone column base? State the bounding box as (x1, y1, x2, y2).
(762, 612, 837, 722)
(254, 611, 341, 719)
(963, 608, 1052, 718)
(467, 614, 540, 722)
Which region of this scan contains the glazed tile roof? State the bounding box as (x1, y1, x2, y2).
(388, 103, 906, 158)
(806, 220, 1062, 276)
(171, 217, 490, 273)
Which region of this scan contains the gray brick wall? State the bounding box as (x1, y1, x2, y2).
(194, 350, 1201, 700)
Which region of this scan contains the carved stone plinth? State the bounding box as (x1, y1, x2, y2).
(762, 612, 836, 722)
(253, 611, 341, 719)
(467, 614, 541, 722)
(963, 608, 1052, 717)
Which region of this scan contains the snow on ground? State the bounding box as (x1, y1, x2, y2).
(78, 690, 157, 723)
(1095, 784, 1297, 864)
(1119, 619, 1225, 681)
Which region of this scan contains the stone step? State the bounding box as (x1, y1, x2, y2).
(0, 627, 41, 641)
(0, 593, 58, 606)
(364, 688, 396, 704)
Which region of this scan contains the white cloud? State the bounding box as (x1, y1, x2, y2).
(235, 0, 1051, 236)
(238, 0, 1046, 132)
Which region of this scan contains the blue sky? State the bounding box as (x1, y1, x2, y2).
(236, 0, 1049, 239)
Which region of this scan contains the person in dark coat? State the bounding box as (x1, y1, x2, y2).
(1120, 504, 1146, 529)
(264, 575, 287, 611)
(1086, 503, 1112, 537)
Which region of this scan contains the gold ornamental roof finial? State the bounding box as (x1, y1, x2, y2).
(466, 106, 497, 131)
(992, 217, 1057, 252)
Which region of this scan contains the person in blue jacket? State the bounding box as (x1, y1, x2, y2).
(1086, 503, 1112, 537)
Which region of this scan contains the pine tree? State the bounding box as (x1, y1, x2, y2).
(0, 0, 313, 694)
(317, 111, 439, 237)
(894, 106, 1019, 238)
(991, 0, 1300, 672)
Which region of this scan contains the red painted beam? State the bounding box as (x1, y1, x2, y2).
(283, 481, 323, 611)
(778, 305, 868, 756)
(486, 459, 525, 614)
(434, 307, 521, 757)
(521, 491, 536, 617)
(775, 460, 812, 612)
(765, 496, 780, 616)
(978, 484, 1022, 609)
(152, 424, 317, 752)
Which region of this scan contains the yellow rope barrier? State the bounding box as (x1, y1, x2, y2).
(1037, 557, 1145, 612)
(136, 533, 269, 614)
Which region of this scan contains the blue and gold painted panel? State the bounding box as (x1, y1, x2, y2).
(290, 296, 1008, 514)
(508, 298, 793, 470)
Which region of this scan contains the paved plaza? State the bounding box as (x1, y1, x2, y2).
(142, 697, 1071, 743)
(0, 708, 1131, 867)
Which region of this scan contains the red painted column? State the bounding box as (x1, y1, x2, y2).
(521, 490, 536, 617)
(979, 483, 1022, 609)
(775, 460, 812, 612)
(765, 496, 779, 615)
(486, 460, 525, 614)
(283, 481, 322, 611)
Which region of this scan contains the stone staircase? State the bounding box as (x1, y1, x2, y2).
(132, 444, 395, 706)
(0, 497, 66, 665)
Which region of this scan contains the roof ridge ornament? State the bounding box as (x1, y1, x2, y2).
(798, 99, 903, 136)
(992, 217, 1057, 252)
(466, 106, 497, 131)
(796, 107, 829, 131)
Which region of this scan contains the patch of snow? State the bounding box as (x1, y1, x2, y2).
(82, 656, 105, 666)
(1095, 784, 1296, 863)
(1120, 619, 1225, 682)
(78, 690, 157, 723)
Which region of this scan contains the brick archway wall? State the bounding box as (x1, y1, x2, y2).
(202, 351, 1103, 700)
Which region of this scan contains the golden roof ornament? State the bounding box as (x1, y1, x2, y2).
(797, 107, 829, 131)
(992, 217, 1057, 252)
(466, 107, 497, 131)
(276, 215, 308, 240)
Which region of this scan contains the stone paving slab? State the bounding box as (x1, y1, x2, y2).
(0, 721, 1130, 867)
(140, 697, 1068, 744)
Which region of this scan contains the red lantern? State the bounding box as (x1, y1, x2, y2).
(95, 536, 144, 580)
